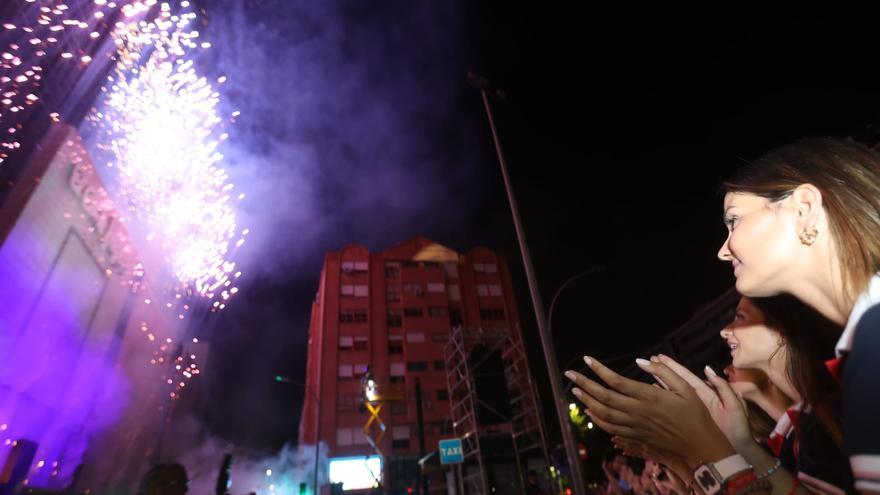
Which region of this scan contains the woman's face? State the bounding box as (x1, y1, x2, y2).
(719, 297, 783, 370)
(718, 192, 802, 297)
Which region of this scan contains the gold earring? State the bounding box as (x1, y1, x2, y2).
(799, 226, 818, 246)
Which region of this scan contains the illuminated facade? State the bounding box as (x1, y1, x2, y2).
(299, 237, 543, 494)
(0, 125, 203, 492)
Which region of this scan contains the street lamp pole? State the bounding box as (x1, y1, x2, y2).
(277, 375, 321, 495)
(467, 71, 587, 495)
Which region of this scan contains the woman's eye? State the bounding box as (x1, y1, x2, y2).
(725, 216, 739, 229)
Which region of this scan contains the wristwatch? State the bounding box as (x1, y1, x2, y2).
(693, 454, 752, 495)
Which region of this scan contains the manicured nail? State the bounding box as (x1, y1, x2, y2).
(650, 355, 660, 363)
(564, 371, 576, 380)
(571, 388, 583, 398)
(584, 356, 593, 367)
(635, 358, 651, 367)
(704, 365, 717, 377)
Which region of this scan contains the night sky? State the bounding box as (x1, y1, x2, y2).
(191, 3, 880, 450)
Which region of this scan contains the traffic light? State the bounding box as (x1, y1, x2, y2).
(578, 442, 588, 461)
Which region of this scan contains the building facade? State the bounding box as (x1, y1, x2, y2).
(0, 124, 208, 493)
(299, 236, 548, 494)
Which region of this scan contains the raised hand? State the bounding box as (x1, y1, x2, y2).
(653, 355, 754, 451)
(564, 355, 735, 468)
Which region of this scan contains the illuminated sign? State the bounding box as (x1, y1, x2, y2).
(328, 456, 382, 491)
(439, 438, 463, 464)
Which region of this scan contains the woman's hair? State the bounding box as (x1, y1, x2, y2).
(722, 138, 880, 303)
(722, 364, 783, 441)
(745, 400, 777, 443)
(749, 294, 843, 445)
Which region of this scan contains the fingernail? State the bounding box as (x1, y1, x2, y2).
(658, 353, 669, 360)
(635, 358, 651, 367)
(650, 355, 660, 363)
(704, 365, 717, 377)
(564, 370, 576, 380)
(572, 388, 583, 397)
(584, 356, 593, 367)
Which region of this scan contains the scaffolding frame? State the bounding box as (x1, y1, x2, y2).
(444, 325, 551, 495)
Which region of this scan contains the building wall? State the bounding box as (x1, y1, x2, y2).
(0, 125, 191, 491)
(298, 237, 526, 486)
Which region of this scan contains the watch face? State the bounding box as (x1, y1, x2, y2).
(695, 465, 721, 495)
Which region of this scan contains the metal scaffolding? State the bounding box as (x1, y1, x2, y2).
(444, 325, 551, 495)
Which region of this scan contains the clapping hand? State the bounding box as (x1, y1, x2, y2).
(564, 355, 735, 468)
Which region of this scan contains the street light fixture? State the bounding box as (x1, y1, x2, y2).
(548, 266, 607, 338)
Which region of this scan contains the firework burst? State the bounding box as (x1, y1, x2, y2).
(89, 2, 245, 304)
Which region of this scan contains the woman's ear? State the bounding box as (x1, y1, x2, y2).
(789, 183, 823, 231)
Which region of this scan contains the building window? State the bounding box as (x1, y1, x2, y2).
(480, 308, 505, 320)
(404, 307, 423, 318)
(447, 285, 461, 301)
(403, 283, 424, 296)
(340, 310, 368, 323)
(388, 335, 403, 354)
(387, 310, 402, 327)
(450, 308, 463, 326)
(392, 425, 411, 440)
(386, 285, 400, 302)
(354, 363, 369, 378)
(341, 261, 368, 274)
(436, 389, 449, 401)
(354, 336, 368, 351)
(341, 284, 367, 297)
(338, 364, 353, 378)
(433, 360, 445, 371)
(406, 332, 425, 343)
(427, 282, 445, 293)
(337, 427, 354, 446)
(390, 362, 406, 383)
(485, 263, 498, 273)
(427, 307, 447, 318)
(353, 431, 369, 445)
(443, 262, 459, 278)
(392, 439, 410, 449)
(337, 395, 359, 412)
(385, 263, 400, 278)
(431, 333, 449, 343)
(339, 336, 354, 350)
(488, 284, 503, 296)
(391, 401, 407, 416)
(407, 361, 428, 372)
(477, 284, 489, 296)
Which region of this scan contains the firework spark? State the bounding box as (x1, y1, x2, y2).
(89, 2, 245, 303)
